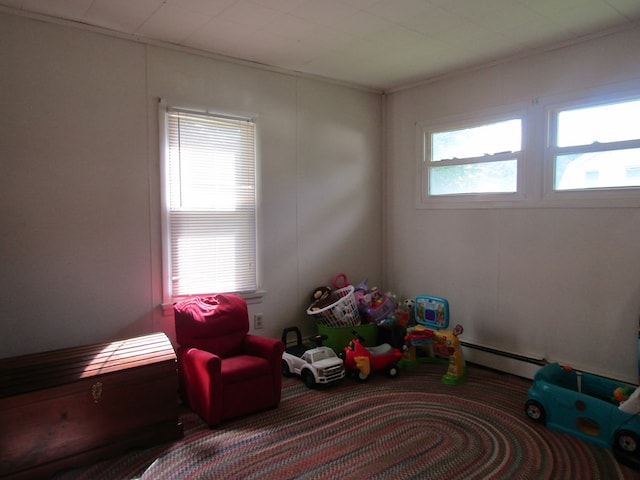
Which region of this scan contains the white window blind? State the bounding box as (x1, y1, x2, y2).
(161, 106, 258, 302)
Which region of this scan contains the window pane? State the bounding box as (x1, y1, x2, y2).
(164, 109, 258, 299)
(554, 148, 640, 190)
(557, 99, 640, 147)
(432, 119, 521, 161)
(167, 113, 255, 212)
(429, 160, 517, 195)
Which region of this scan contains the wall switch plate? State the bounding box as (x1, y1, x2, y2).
(254, 313, 263, 329)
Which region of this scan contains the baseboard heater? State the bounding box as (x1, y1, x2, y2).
(460, 340, 546, 366)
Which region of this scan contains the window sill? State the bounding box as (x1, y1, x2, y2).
(160, 290, 267, 318)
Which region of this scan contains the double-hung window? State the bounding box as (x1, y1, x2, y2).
(160, 105, 259, 305)
(418, 108, 525, 207)
(547, 96, 640, 193)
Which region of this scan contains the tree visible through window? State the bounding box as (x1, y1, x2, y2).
(423, 116, 522, 197)
(550, 98, 640, 191)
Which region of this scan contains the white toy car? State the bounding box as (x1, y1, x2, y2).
(281, 327, 345, 388)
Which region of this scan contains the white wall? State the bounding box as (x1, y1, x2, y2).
(0, 13, 382, 357)
(3, 11, 638, 385)
(385, 28, 640, 383)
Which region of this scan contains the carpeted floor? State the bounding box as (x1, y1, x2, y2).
(54, 363, 637, 480)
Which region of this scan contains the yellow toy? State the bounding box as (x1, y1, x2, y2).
(403, 295, 466, 385)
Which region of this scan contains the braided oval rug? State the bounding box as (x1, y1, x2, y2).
(55, 363, 636, 480)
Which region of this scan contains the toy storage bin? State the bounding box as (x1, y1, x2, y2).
(317, 322, 378, 355)
(359, 294, 398, 324)
(306, 285, 360, 328)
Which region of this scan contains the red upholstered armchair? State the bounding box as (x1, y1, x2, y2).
(174, 294, 285, 426)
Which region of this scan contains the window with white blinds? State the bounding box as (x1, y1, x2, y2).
(160, 106, 258, 303)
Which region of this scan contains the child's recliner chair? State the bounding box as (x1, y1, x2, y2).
(174, 294, 285, 426)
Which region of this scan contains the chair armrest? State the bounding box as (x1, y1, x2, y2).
(242, 336, 286, 409)
(178, 347, 223, 425)
(182, 347, 222, 372)
(244, 335, 285, 362)
(179, 347, 222, 390)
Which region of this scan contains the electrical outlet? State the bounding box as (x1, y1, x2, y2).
(254, 313, 263, 329)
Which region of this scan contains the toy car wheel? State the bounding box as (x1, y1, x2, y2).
(281, 360, 292, 377)
(302, 370, 316, 389)
(524, 400, 546, 424)
(614, 430, 640, 455)
(387, 364, 399, 378)
(357, 370, 369, 382)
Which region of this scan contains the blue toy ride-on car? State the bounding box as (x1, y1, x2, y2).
(525, 362, 640, 469)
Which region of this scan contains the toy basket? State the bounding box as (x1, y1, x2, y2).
(306, 285, 361, 328)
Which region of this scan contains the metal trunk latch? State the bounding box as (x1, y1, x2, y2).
(91, 381, 103, 403)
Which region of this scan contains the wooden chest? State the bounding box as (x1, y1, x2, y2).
(0, 332, 183, 479)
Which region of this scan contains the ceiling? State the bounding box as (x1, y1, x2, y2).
(2, 0, 639, 92)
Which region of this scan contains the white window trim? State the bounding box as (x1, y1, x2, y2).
(158, 99, 265, 307)
(416, 104, 528, 209)
(542, 90, 640, 207)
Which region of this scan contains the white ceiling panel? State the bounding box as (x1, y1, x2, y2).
(137, 4, 211, 44)
(83, 0, 164, 34)
(216, 0, 282, 29)
(21, 0, 92, 20)
(166, 0, 236, 16)
(185, 16, 246, 55)
(1, 0, 638, 91)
